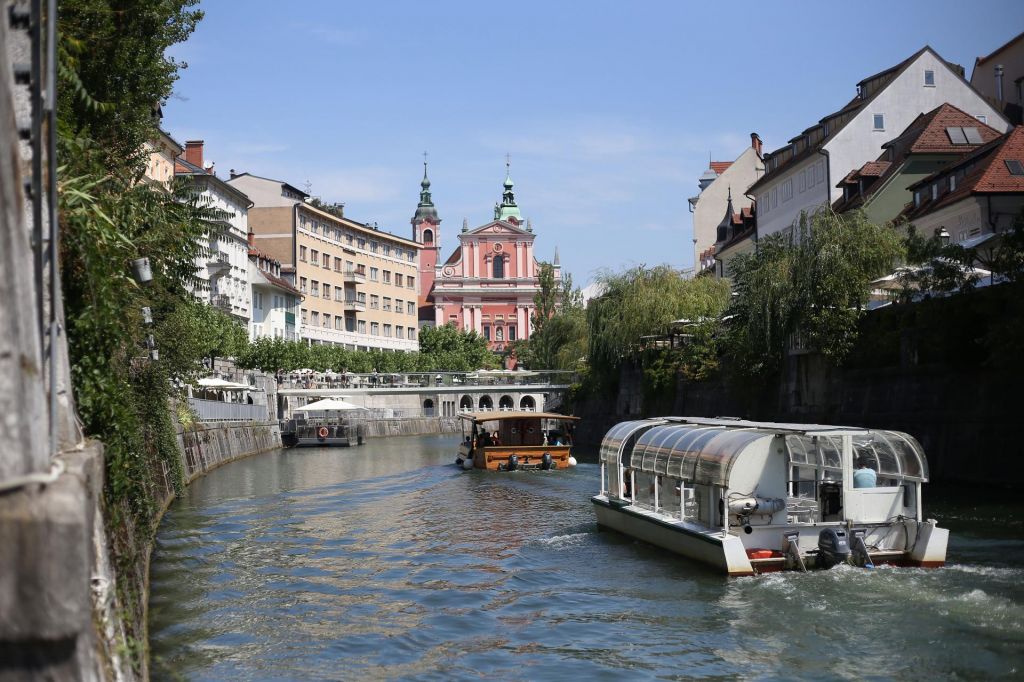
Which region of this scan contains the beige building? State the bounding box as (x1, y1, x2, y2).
(143, 128, 182, 186)
(688, 134, 764, 271)
(970, 30, 1024, 124)
(227, 173, 421, 352)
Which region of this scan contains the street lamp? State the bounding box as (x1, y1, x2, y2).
(936, 227, 951, 246)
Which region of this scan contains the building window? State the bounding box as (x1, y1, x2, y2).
(370, 241, 378, 253)
(407, 275, 415, 288)
(976, 114, 988, 124)
(358, 320, 366, 334)
(335, 317, 343, 330)
(383, 297, 392, 311)
(370, 267, 379, 281)
(322, 252, 330, 269)
(300, 277, 307, 293)
(949, 176, 957, 192)
(383, 244, 391, 256)
(322, 284, 330, 299)
(931, 184, 938, 201)
(311, 281, 319, 297)
(395, 298, 403, 312)
(358, 238, 366, 249)
(299, 246, 307, 262)
(300, 309, 308, 325)
(334, 256, 342, 271)
(323, 314, 330, 328)
(493, 257, 504, 279)
(781, 179, 793, 202)
(253, 292, 263, 310)
(924, 70, 935, 86)
(311, 250, 319, 265)
(483, 325, 490, 340)
(311, 311, 319, 326)
(407, 327, 416, 340)
(508, 326, 516, 341)
(873, 114, 885, 131)
(384, 324, 392, 337)
(370, 295, 380, 309)
(371, 322, 379, 336)
(396, 325, 403, 338)
(383, 270, 391, 284)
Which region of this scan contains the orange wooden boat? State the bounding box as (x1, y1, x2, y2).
(456, 411, 580, 471)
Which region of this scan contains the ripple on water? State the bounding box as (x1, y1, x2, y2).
(149, 442, 1024, 681)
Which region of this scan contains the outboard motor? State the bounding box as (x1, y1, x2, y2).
(507, 454, 519, 472)
(541, 453, 553, 470)
(817, 528, 851, 569)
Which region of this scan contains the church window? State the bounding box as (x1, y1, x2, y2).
(423, 229, 434, 244)
(508, 326, 516, 341)
(493, 256, 505, 279)
(483, 325, 491, 340)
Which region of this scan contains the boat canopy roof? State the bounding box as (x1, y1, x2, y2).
(600, 418, 929, 486)
(459, 411, 579, 423)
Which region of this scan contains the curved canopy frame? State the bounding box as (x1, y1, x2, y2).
(629, 424, 771, 487)
(599, 419, 666, 469)
(784, 430, 928, 482)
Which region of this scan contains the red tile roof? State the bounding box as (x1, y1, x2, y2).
(973, 125, 1024, 193)
(710, 161, 733, 175)
(902, 127, 1024, 219)
(903, 103, 1002, 153)
(859, 161, 892, 177)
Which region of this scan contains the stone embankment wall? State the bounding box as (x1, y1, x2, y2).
(575, 362, 1020, 487)
(174, 421, 282, 487)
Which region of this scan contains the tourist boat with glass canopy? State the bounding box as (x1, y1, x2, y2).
(592, 417, 948, 576)
(456, 411, 580, 471)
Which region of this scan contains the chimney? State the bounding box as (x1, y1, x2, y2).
(995, 64, 1005, 101)
(184, 140, 204, 168)
(248, 231, 255, 247)
(750, 132, 762, 156)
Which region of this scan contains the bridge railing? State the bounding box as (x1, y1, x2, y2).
(188, 397, 271, 422)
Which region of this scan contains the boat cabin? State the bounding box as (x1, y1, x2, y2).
(458, 411, 579, 471)
(595, 417, 945, 573)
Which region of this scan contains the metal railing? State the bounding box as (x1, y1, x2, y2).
(188, 397, 269, 422)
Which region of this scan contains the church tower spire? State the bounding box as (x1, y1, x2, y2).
(494, 154, 523, 224)
(412, 154, 440, 231)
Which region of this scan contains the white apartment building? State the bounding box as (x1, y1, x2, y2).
(248, 244, 302, 342)
(175, 141, 254, 324)
(749, 46, 1011, 239)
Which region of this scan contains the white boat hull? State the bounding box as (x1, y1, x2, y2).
(592, 495, 755, 576)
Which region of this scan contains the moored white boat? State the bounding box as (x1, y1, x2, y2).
(592, 417, 948, 576)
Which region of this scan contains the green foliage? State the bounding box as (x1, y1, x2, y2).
(57, 0, 203, 167)
(586, 265, 730, 389)
(235, 325, 497, 374)
(416, 324, 497, 371)
(725, 209, 904, 378)
(515, 262, 588, 371)
(988, 208, 1024, 284)
(898, 224, 979, 296)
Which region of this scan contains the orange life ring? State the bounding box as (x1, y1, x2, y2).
(318, 426, 329, 439)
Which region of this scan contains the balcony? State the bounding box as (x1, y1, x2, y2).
(343, 269, 366, 284)
(207, 252, 231, 277)
(212, 293, 232, 311)
(343, 299, 366, 312)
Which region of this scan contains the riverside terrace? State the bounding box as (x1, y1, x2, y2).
(276, 370, 576, 419)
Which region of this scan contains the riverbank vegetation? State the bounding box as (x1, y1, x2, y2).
(236, 325, 496, 374)
(58, 0, 211, 670)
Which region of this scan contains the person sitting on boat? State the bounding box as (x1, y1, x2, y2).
(853, 457, 877, 488)
(490, 430, 500, 446)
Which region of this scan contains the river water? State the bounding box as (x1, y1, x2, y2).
(149, 435, 1023, 680)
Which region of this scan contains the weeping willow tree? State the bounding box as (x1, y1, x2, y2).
(586, 266, 730, 391)
(725, 209, 904, 380)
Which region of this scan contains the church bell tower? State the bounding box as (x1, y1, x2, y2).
(411, 156, 441, 325)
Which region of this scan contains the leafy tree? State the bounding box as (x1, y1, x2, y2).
(58, 0, 203, 167)
(586, 265, 730, 387)
(987, 208, 1024, 283)
(418, 324, 496, 371)
(516, 262, 587, 370)
(725, 209, 903, 378)
(897, 224, 979, 297)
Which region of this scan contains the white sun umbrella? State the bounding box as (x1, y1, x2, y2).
(196, 377, 251, 390)
(299, 397, 366, 411)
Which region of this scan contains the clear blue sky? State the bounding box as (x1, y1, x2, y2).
(165, 0, 1023, 287)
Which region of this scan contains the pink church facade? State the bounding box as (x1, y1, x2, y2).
(411, 163, 559, 357)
